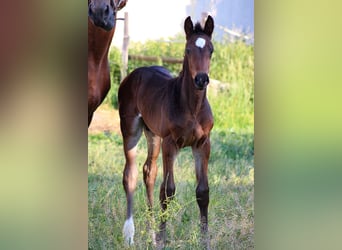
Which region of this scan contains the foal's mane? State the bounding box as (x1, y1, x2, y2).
(194, 22, 205, 34)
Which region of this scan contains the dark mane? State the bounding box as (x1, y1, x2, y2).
(194, 22, 205, 34)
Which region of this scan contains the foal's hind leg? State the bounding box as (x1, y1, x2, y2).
(121, 115, 143, 245)
(142, 127, 161, 244)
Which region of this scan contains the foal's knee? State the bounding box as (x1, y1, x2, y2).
(196, 184, 209, 207)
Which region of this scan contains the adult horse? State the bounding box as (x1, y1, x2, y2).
(118, 16, 214, 248)
(88, 0, 127, 126)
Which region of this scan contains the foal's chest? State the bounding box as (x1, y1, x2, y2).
(172, 118, 207, 148)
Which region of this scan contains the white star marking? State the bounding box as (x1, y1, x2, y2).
(195, 37, 206, 48)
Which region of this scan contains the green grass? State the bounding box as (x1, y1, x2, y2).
(88, 130, 254, 249)
(89, 38, 254, 249)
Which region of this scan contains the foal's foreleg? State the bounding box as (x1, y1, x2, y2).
(157, 137, 178, 246)
(193, 139, 211, 248)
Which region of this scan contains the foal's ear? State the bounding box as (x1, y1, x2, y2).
(204, 15, 214, 38)
(117, 0, 127, 10)
(184, 16, 193, 39)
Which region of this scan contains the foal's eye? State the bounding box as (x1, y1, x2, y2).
(185, 48, 190, 55)
(209, 47, 214, 54)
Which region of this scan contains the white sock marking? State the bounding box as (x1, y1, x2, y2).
(195, 37, 206, 48)
(123, 217, 135, 245)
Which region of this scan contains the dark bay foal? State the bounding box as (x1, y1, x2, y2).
(118, 15, 214, 248)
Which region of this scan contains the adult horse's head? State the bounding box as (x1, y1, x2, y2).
(184, 16, 214, 90)
(88, 0, 127, 31)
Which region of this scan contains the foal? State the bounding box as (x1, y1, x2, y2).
(118, 16, 214, 247)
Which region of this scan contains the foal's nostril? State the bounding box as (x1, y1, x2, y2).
(104, 5, 110, 16)
(203, 74, 209, 83)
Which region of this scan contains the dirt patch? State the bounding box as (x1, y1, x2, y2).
(88, 104, 121, 135)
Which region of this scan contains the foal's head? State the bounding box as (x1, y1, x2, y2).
(184, 16, 214, 90)
(88, 0, 127, 31)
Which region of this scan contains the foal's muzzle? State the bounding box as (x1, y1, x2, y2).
(88, 4, 115, 31)
(194, 73, 209, 90)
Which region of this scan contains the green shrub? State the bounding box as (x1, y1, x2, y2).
(103, 46, 122, 109)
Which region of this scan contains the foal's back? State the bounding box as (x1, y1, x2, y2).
(118, 66, 175, 133)
(119, 66, 173, 98)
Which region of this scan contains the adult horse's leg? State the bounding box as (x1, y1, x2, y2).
(157, 136, 178, 247)
(192, 138, 211, 249)
(142, 127, 161, 244)
(121, 115, 143, 245)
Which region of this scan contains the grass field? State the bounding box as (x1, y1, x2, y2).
(89, 39, 254, 249)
